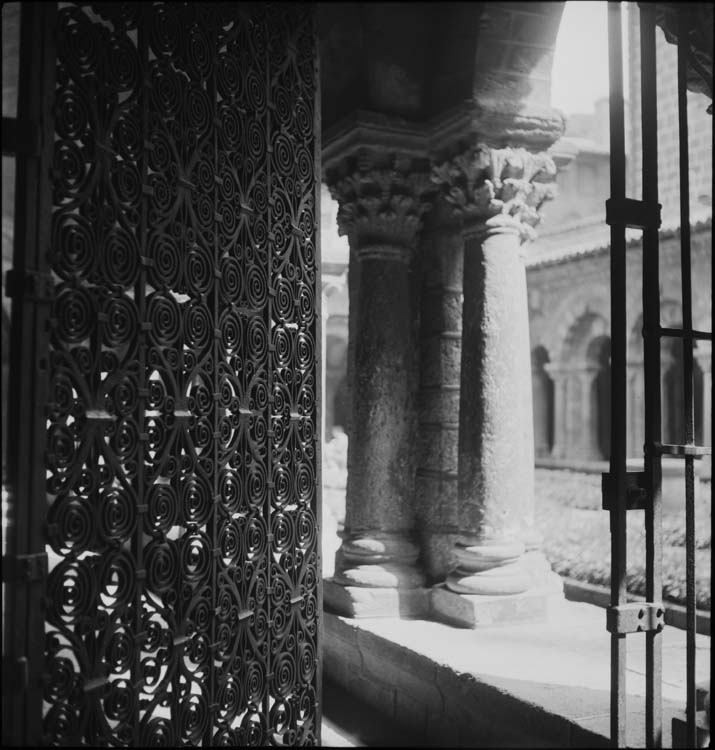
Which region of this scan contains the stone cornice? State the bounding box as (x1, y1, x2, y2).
(430, 144, 558, 242)
(322, 110, 429, 175)
(428, 99, 566, 163)
(322, 102, 566, 178)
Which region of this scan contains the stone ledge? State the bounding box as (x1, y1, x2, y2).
(323, 579, 430, 618)
(323, 599, 710, 747)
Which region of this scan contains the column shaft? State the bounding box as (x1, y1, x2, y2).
(415, 224, 463, 581)
(580, 367, 601, 460)
(345, 250, 414, 533)
(447, 226, 537, 595)
(549, 370, 568, 459)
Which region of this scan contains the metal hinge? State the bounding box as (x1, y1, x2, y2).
(606, 602, 665, 634)
(5, 268, 55, 303)
(601, 471, 648, 510)
(2, 551, 48, 584)
(605, 197, 661, 230)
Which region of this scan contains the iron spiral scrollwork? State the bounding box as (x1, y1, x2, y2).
(44, 2, 318, 745)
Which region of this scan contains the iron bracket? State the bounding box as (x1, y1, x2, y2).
(607, 602, 665, 634)
(601, 471, 647, 510)
(605, 197, 661, 230)
(2, 551, 48, 584)
(653, 442, 712, 457)
(5, 268, 56, 303)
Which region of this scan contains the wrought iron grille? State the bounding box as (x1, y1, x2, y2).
(605, 3, 711, 748)
(3, 2, 321, 745)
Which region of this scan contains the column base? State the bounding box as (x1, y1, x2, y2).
(429, 572, 564, 629)
(324, 578, 430, 618)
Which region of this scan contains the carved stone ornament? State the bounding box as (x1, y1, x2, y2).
(327, 150, 434, 250)
(431, 144, 558, 242)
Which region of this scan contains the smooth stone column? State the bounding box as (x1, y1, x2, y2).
(327, 244, 427, 616)
(333, 244, 424, 591)
(323, 149, 432, 617)
(660, 351, 677, 444)
(574, 364, 601, 461)
(429, 145, 563, 627)
(627, 360, 644, 458)
(545, 364, 569, 460)
(446, 221, 546, 594)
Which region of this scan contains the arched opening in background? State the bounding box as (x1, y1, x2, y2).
(531, 346, 554, 458)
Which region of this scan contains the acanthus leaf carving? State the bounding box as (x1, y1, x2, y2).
(431, 144, 558, 242)
(326, 152, 434, 250)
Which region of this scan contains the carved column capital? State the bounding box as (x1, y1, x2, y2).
(430, 144, 557, 242)
(325, 150, 434, 250)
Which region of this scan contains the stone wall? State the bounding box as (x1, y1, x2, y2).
(527, 224, 712, 460)
(626, 4, 713, 223)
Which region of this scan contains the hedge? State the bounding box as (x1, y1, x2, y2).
(534, 469, 711, 610)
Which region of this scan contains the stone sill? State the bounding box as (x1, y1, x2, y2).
(323, 599, 710, 748)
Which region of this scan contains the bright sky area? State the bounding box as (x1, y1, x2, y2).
(551, 1, 610, 115)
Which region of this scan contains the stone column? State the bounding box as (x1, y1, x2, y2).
(429, 144, 562, 627)
(415, 217, 464, 582)
(661, 350, 676, 444)
(545, 364, 569, 460)
(695, 343, 711, 479)
(627, 360, 644, 459)
(323, 148, 433, 617)
(573, 364, 602, 461)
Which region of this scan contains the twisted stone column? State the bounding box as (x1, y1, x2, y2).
(323, 150, 433, 616)
(429, 144, 562, 626)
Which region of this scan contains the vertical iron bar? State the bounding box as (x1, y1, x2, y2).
(134, 10, 148, 745)
(2, 4, 57, 745)
(209, 13, 219, 747)
(676, 11, 697, 747)
(264, 7, 272, 737)
(313, 6, 324, 742)
(607, 3, 628, 746)
(639, 5, 663, 747)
